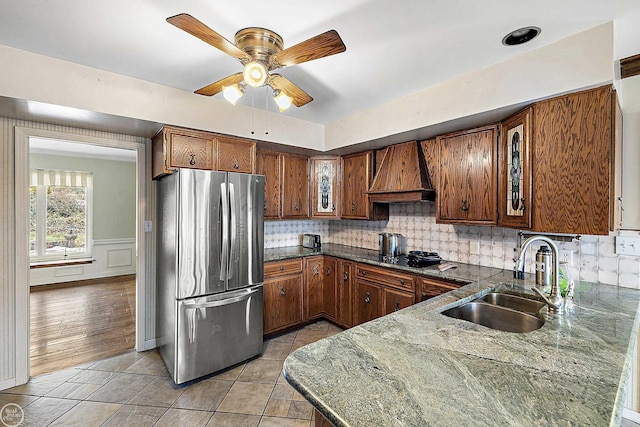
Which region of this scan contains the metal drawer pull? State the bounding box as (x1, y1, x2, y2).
(364, 292, 371, 304)
(461, 199, 469, 212)
(279, 266, 284, 271)
(395, 302, 400, 311)
(343, 272, 348, 281)
(351, 201, 355, 211)
(326, 267, 331, 275)
(189, 153, 196, 165)
(233, 158, 239, 169)
(314, 265, 319, 275)
(280, 287, 285, 296)
(400, 280, 405, 285)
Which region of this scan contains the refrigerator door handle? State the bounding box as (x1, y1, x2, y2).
(229, 182, 237, 280)
(183, 287, 261, 309)
(220, 182, 229, 281)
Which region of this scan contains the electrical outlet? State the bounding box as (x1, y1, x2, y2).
(560, 250, 573, 265)
(470, 241, 480, 255)
(144, 221, 152, 232)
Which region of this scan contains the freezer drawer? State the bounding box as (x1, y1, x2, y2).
(172, 285, 263, 384)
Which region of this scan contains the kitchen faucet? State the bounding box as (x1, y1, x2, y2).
(514, 235, 563, 313)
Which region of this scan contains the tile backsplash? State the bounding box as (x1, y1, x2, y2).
(265, 202, 640, 289)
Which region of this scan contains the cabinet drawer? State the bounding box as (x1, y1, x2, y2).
(356, 264, 415, 292)
(265, 259, 303, 278)
(421, 277, 464, 300)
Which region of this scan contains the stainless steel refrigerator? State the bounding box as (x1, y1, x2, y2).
(156, 168, 264, 384)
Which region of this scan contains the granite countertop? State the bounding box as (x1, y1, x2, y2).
(265, 243, 504, 284)
(278, 244, 640, 426)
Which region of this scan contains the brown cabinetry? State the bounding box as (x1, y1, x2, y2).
(263, 259, 304, 335)
(151, 125, 256, 179)
(420, 277, 464, 301)
(353, 280, 383, 326)
(341, 151, 388, 220)
(310, 157, 341, 219)
(304, 257, 324, 320)
(498, 108, 532, 229)
(216, 135, 256, 173)
(531, 85, 618, 235)
(152, 126, 215, 178)
(353, 264, 416, 326)
(336, 259, 354, 328)
(436, 125, 498, 225)
(256, 150, 281, 219)
(282, 154, 310, 218)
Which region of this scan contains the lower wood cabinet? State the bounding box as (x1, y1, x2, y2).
(383, 287, 415, 315)
(264, 256, 455, 334)
(304, 257, 324, 320)
(420, 277, 465, 301)
(264, 259, 303, 335)
(353, 280, 384, 326)
(336, 259, 354, 328)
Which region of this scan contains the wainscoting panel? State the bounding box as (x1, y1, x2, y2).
(30, 239, 136, 286)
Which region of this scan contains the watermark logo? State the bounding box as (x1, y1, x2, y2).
(0, 403, 24, 427)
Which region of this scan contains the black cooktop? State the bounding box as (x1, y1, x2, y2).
(379, 251, 442, 268)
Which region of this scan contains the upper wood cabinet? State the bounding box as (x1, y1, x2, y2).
(152, 126, 215, 178)
(341, 151, 389, 220)
(436, 125, 498, 225)
(282, 154, 310, 218)
(216, 135, 256, 173)
(310, 157, 341, 219)
(151, 126, 256, 179)
(498, 108, 532, 229)
(531, 85, 618, 235)
(256, 150, 281, 219)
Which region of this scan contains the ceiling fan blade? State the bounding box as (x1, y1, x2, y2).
(195, 72, 244, 96)
(271, 30, 346, 67)
(167, 13, 251, 62)
(268, 74, 313, 107)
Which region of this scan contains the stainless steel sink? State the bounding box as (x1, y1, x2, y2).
(441, 301, 544, 333)
(476, 292, 545, 315)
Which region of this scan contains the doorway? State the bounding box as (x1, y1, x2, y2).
(14, 126, 149, 384)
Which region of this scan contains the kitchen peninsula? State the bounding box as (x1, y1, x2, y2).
(279, 245, 640, 426)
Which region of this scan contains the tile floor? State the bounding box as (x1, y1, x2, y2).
(1, 320, 342, 427)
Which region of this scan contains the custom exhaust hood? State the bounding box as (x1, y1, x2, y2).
(367, 140, 436, 203)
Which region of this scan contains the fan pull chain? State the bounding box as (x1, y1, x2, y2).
(250, 88, 255, 135)
(264, 86, 269, 135)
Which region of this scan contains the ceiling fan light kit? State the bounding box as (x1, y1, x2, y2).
(222, 83, 245, 104)
(167, 13, 346, 111)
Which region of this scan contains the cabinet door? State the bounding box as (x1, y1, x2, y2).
(532, 85, 612, 235)
(304, 257, 324, 320)
(256, 150, 281, 219)
(341, 152, 371, 219)
(323, 257, 337, 320)
(216, 136, 255, 173)
(167, 130, 215, 172)
(437, 125, 498, 224)
(264, 275, 303, 334)
(282, 154, 309, 218)
(337, 260, 354, 328)
(383, 288, 414, 316)
(311, 157, 340, 219)
(498, 108, 532, 229)
(353, 280, 383, 326)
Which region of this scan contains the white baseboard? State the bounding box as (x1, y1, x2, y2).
(624, 408, 640, 423)
(138, 339, 156, 352)
(0, 378, 17, 392)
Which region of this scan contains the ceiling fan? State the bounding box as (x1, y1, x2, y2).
(167, 13, 347, 111)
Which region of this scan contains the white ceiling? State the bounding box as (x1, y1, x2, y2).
(0, 0, 639, 126)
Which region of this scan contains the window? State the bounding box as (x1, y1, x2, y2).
(29, 169, 93, 261)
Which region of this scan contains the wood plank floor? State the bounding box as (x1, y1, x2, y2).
(29, 275, 136, 377)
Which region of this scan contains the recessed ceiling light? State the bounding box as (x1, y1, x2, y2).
(502, 26, 541, 46)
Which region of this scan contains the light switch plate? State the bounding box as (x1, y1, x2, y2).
(616, 236, 640, 256)
(144, 221, 152, 232)
(470, 241, 480, 255)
